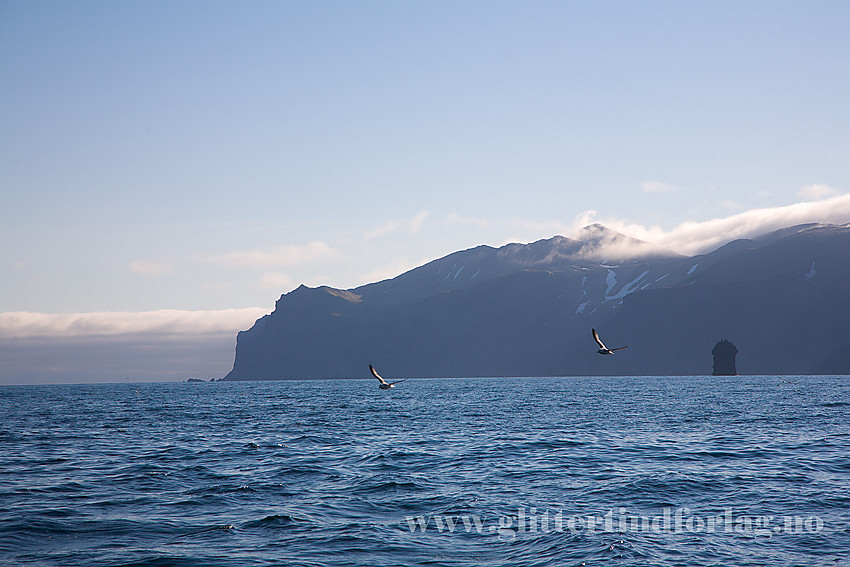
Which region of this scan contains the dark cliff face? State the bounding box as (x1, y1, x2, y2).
(224, 223, 850, 379)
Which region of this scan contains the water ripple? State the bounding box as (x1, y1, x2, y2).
(1, 376, 848, 566)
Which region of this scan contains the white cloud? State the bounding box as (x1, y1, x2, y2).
(128, 260, 172, 276)
(0, 308, 270, 339)
(410, 209, 430, 232)
(207, 241, 337, 268)
(573, 192, 850, 256)
(370, 196, 850, 269)
(641, 181, 678, 193)
(365, 209, 431, 240)
(798, 183, 839, 200)
(573, 209, 598, 229)
(364, 219, 404, 241)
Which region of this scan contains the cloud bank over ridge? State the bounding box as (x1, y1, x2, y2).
(573, 192, 850, 257)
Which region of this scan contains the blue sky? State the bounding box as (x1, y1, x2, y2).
(1, 1, 848, 382)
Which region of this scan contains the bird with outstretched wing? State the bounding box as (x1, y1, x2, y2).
(592, 328, 628, 355)
(370, 365, 408, 389)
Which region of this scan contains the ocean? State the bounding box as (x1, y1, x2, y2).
(1, 376, 848, 566)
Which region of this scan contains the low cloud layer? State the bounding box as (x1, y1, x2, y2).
(574, 193, 850, 256)
(0, 308, 270, 384)
(0, 308, 269, 339)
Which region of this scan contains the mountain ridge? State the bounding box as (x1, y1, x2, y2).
(224, 223, 850, 379)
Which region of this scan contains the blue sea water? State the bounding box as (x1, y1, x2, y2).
(1, 376, 848, 566)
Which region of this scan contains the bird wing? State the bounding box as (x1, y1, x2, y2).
(610, 346, 629, 352)
(592, 328, 607, 349)
(388, 378, 408, 386)
(369, 364, 389, 385)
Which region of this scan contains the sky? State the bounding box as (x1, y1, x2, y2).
(1, 1, 848, 383)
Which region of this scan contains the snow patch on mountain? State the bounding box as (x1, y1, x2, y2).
(604, 270, 617, 296)
(805, 261, 816, 281)
(606, 270, 651, 302)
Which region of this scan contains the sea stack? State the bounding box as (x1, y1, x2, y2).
(712, 339, 738, 376)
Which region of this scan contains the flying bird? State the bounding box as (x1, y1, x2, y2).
(592, 328, 628, 355)
(370, 365, 408, 389)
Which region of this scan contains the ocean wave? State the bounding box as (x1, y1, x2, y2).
(1, 376, 848, 566)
